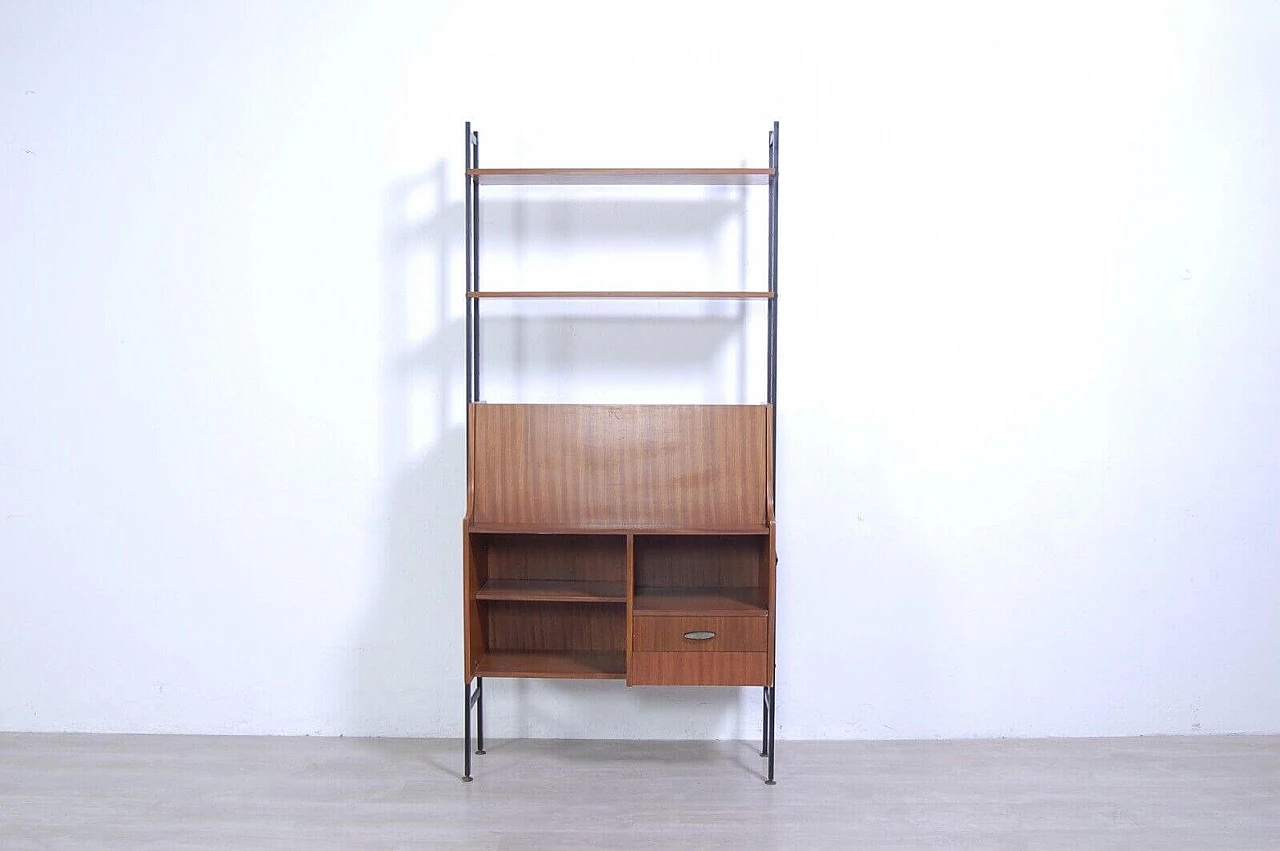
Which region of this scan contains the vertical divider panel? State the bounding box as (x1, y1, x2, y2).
(625, 533, 635, 682)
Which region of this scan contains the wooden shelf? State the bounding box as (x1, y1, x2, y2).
(633, 587, 768, 617)
(475, 650, 626, 679)
(468, 290, 774, 300)
(470, 523, 769, 536)
(476, 579, 626, 604)
(468, 167, 773, 186)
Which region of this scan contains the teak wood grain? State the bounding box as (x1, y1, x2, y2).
(481, 534, 626, 584)
(476, 580, 626, 604)
(484, 601, 625, 653)
(632, 616, 768, 652)
(474, 650, 625, 679)
(469, 404, 769, 530)
(633, 535, 766, 589)
(627, 651, 770, 686)
(631, 587, 767, 616)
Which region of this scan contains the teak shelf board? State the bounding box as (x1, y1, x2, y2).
(468, 167, 774, 186)
(468, 290, 775, 300)
(469, 523, 769, 536)
(633, 587, 769, 617)
(474, 650, 626, 679)
(476, 579, 626, 604)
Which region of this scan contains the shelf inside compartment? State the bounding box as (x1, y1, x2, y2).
(474, 650, 625, 679)
(476, 579, 626, 604)
(633, 586, 768, 617)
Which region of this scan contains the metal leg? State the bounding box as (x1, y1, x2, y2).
(761, 687, 769, 757)
(463, 680, 473, 781)
(475, 677, 486, 755)
(765, 685, 776, 785)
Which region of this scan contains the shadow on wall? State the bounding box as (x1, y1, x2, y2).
(349, 154, 770, 741)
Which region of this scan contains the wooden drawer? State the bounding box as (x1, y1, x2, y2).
(632, 615, 767, 652)
(628, 651, 769, 686)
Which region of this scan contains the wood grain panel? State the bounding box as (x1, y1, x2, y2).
(470, 404, 768, 530)
(627, 652, 769, 686)
(483, 534, 626, 583)
(633, 535, 766, 589)
(484, 601, 625, 652)
(632, 616, 768, 652)
(474, 650, 625, 679)
(463, 520, 485, 679)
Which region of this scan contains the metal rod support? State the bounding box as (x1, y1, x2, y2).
(463, 680, 473, 781)
(475, 677, 486, 755)
(471, 130, 481, 401)
(761, 687, 769, 757)
(766, 685, 776, 784)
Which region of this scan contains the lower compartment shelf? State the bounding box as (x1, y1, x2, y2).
(474, 650, 626, 680)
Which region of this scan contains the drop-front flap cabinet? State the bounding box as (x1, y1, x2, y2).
(459, 123, 779, 784)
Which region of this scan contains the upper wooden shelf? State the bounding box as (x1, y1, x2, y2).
(469, 523, 769, 536)
(468, 291, 774, 300)
(468, 168, 774, 186)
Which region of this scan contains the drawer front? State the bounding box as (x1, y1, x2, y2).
(633, 615, 768, 652)
(628, 651, 770, 686)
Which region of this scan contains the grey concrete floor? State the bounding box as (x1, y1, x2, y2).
(1, 733, 1277, 849)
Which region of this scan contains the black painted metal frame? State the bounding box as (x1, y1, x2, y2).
(462, 122, 780, 784)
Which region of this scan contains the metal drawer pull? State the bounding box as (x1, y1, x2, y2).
(683, 630, 716, 641)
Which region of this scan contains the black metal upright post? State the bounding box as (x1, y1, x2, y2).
(766, 686, 776, 784)
(471, 129, 481, 402)
(766, 121, 779, 786)
(463, 680, 473, 781)
(462, 123, 484, 782)
(465, 122, 474, 407)
(761, 687, 769, 757)
(475, 677, 486, 755)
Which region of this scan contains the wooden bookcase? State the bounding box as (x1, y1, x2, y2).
(460, 123, 779, 783)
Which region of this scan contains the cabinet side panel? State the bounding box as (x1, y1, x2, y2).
(471, 404, 768, 529)
(463, 523, 486, 680)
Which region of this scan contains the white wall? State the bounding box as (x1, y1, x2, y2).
(2, 1, 1277, 739)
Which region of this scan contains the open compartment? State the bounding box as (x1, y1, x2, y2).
(472, 533, 627, 603)
(632, 533, 770, 616)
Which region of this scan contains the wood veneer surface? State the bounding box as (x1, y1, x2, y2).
(627, 651, 769, 686)
(633, 535, 766, 589)
(484, 601, 624, 653)
(470, 404, 768, 530)
(632, 616, 768, 652)
(483, 534, 625, 583)
(474, 650, 625, 679)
